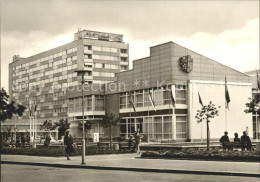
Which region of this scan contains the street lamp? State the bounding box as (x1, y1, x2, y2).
(75, 70, 90, 165)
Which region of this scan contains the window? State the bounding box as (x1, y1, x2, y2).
(176, 116, 187, 139)
(154, 117, 162, 140)
(84, 54, 92, 59)
(121, 57, 127, 62)
(252, 92, 260, 139)
(163, 87, 171, 105)
(120, 119, 127, 137)
(120, 93, 127, 109)
(121, 65, 127, 70)
(95, 95, 104, 111)
(121, 49, 127, 54)
(135, 90, 143, 107)
(94, 63, 102, 68)
(84, 95, 92, 111)
(84, 45, 92, 50)
(176, 84, 187, 104)
(144, 90, 152, 107)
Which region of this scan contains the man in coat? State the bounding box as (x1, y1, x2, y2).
(64, 130, 73, 160)
(220, 131, 230, 150)
(241, 131, 252, 151)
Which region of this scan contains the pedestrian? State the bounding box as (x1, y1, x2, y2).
(64, 130, 73, 160)
(219, 131, 229, 150)
(241, 131, 252, 151)
(128, 135, 134, 151)
(134, 129, 141, 154)
(234, 133, 240, 142)
(45, 133, 51, 147)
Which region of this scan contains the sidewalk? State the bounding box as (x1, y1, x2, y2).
(1, 154, 259, 177)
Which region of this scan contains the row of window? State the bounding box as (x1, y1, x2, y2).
(92, 55, 119, 61)
(93, 72, 116, 77)
(68, 95, 104, 112)
(120, 114, 187, 140)
(13, 58, 77, 85)
(120, 86, 186, 109)
(84, 45, 128, 54)
(13, 47, 77, 71)
(94, 63, 119, 69)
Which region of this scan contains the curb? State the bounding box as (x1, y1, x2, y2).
(1, 160, 259, 178)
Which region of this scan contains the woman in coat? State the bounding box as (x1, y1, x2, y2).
(64, 130, 74, 160)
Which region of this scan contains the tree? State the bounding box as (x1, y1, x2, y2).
(244, 93, 260, 115)
(78, 119, 94, 142)
(100, 114, 120, 150)
(39, 120, 57, 132)
(54, 118, 70, 139)
(195, 101, 220, 151)
(0, 88, 26, 122)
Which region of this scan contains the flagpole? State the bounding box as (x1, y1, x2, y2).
(29, 116, 31, 139)
(35, 111, 37, 139)
(147, 89, 150, 142)
(225, 101, 227, 131)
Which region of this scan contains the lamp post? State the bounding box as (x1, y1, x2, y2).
(75, 70, 89, 165)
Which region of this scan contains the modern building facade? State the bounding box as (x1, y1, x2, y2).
(4, 29, 258, 143)
(6, 30, 129, 140)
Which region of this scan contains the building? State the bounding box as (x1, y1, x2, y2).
(105, 42, 253, 142)
(4, 30, 258, 143)
(5, 30, 129, 141)
(245, 70, 260, 140)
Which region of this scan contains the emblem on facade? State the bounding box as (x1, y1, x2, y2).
(179, 55, 193, 73)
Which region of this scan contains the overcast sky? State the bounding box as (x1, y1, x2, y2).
(1, 0, 259, 91)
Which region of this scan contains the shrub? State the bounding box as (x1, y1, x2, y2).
(1, 145, 134, 156)
(141, 149, 260, 162)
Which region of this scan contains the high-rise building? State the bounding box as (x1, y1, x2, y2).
(7, 30, 129, 139)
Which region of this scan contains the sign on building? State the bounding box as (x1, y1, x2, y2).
(93, 133, 99, 143)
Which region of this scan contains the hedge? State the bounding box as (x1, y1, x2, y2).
(141, 149, 260, 162)
(1, 146, 134, 157)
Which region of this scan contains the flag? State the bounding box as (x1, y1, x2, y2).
(148, 89, 156, 111)
(225, 76, 231, 110)
(128, 91, 136, 113)
(256, 71, 260, 90)
(34, 100, 37, 116)
(171, 87, 176, 108)
(198, 92, 203, 107)
(29, 101, 32, 117)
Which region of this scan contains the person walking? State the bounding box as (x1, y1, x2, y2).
(134, 129, 141, 154)
(64, 130, 73, 160)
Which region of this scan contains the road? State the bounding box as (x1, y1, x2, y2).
(1, 164, 259, 182)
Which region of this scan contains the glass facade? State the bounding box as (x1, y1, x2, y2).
(120, 114, 187, 140)
(119, 86, 187, 109)
(68, 95, 104, 113)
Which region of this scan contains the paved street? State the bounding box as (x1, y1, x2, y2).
(2, 164, 259, 182)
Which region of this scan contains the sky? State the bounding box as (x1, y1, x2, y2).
(1, 0, 259, 91)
